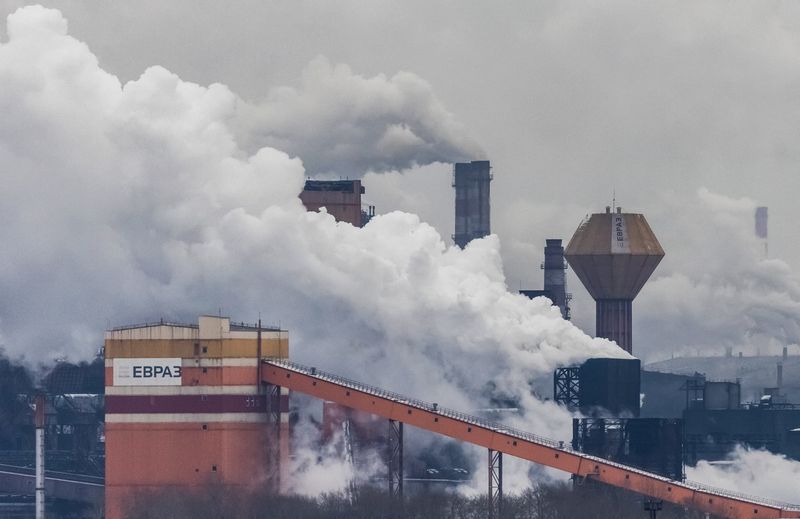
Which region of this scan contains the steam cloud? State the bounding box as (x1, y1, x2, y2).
(685, 446, 800, 505)
(637, 188, 800, 360)
(233, 56, 483, 176)
(0, 5, 617, 443)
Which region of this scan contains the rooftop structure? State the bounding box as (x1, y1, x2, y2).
(300, 179, 373, 227)
(565, 207, 664, 353)
(453, 160, 491, 248)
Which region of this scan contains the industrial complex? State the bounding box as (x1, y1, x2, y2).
(1, 162, 798, 519)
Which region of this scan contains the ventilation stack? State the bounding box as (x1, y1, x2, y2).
(543, 239, 570, 320)
(453, 160, 492, 248)
(755, 206, 768, 258)
(565, 207, 664, 354)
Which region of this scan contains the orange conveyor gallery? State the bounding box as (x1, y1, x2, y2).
(262, 359, 800, 519)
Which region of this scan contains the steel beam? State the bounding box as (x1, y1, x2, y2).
(265, 383, 282, 494)
(644, 498, 663, 519)
(388, 420, 403, 499)
(553, 366, 580, 409)
(488, 449, 503, 519)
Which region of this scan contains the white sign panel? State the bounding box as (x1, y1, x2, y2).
(611, 213, 630, 254)
(113, 358, 183, 386)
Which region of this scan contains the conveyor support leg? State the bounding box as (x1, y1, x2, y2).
(388, 420, 403, 499)
(489, 449, 503, 518)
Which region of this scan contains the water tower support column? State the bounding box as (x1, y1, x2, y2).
(596, 299, 633, 353)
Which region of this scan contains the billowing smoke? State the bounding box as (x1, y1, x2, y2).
(637, 188, 800, 360)
(289, 412, 386, 496)
(0, 5, 618, 441)
(232, 56, 483, 176)
(685, 446, 800, 505)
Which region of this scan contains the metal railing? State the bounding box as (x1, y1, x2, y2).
(109, 320, 198, 331)
(264, 358, 800, 511)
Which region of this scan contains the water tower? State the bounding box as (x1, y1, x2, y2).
(565, 207, 664, 354)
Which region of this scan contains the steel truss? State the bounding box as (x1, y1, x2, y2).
(388, 420, 404, 498)
(265, 383, 282, 493)
(553, 366, 580, 409)
(488, 449, 503, 519)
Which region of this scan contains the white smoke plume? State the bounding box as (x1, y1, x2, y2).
(685, 446, 800, 505)
(289, 411, 387, 496)
(0, 3, 619, 456)
(637, 188, 800, 360)
(232, 55, 483, 176)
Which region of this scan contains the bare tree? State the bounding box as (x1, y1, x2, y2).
(125, 480, 722, 519)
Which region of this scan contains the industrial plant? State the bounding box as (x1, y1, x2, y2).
(0, 162, 798, 519)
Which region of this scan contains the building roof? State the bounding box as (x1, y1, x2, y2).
(303, 180, 364, 193)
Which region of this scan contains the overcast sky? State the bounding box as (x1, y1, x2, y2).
(2, 0, 800, 363)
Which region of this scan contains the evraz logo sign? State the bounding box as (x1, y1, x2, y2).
(113, 358, 183, 386)
(611, 214, 630, 254)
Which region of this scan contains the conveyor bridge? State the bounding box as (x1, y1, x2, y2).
(262, 359, 800, 519)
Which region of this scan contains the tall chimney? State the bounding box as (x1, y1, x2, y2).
(543, 239, 570, 320)
(453, 161, 492, 248)
(565, 208, 664, 354)
(755, 206, 768, 258)
(777, 362, 784, 389)
(34, 393, 45, 519)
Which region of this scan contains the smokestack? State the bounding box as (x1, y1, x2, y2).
(565, 208, 664, 354)
(777, 362, 783, 389)
(34, 393, 45, 519)
(755, 206, 768, 258)
(543, 239, 570, 320)
(453, 160, 491, 248)
(783, 346, 788, 360)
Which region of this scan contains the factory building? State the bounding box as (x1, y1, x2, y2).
(300, 179, 374, 227)
(453, 160, 492, 248)
(681, 378, 800, 463)
(104, 316, 289, 519)
(554, 358, 641, 418)
(565, 207, 664, 354)
(521, 239, 571, 320)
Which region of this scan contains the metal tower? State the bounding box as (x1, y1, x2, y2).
(565, 207, 664, 354)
